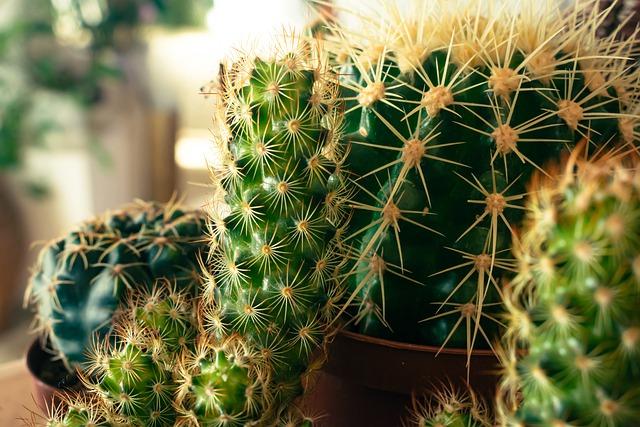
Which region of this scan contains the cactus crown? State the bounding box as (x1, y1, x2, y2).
(500, 147, 640, 426)
(325, 0, 640, 352)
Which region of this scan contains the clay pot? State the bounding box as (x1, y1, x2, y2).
(25, 339, 82, 413)
(0, 177, 26, 332)
(303, 331, 500, 427)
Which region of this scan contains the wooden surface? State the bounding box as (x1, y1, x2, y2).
(0, 359, 40, 426)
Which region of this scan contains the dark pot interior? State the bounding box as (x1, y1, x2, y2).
(25, 339, 82, 412)
(302, 331, 500, 427)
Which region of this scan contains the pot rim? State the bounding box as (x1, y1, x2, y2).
(338, 330, 496, 356)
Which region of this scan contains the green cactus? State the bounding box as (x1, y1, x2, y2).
(26, 199, 207, 369)
(326, 0, 640, 351)
(407, 387, 490, 427)
(173, 337, 269, 426)
(83, 284, 193, 426)
(43, 282, 274, 427)
(499, 149, 640, 426)
(36, 392, 120, 427)
(202, 36, 347, 423)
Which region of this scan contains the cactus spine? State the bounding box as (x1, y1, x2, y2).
(500, 148, 640, 426)
(327, 0, 640, 351)
(26, 200, 207, 368)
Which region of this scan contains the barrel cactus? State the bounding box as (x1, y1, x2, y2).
(499, 148, 640, 426)
(25, 199, 207, 369)
(201, 35, 347, 423)
(326, 0, 640, 351)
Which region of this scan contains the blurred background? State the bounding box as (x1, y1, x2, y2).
(0, 0, 327, 362)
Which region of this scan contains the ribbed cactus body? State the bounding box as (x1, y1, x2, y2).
(330, 0, 639, 349)
(204, 39, 346, 423)
(501, 151, 640, 426)
(27, 200, 207, 368)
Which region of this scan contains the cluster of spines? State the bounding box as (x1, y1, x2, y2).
(323, 0, 640, 353)
(498, 146, 640, 426)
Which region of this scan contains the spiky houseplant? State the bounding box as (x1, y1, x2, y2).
(498, 147, 640, 426)
(200, 34, 348, 423)
(25, 199, 207, 370)
(324, 0, 640, 353)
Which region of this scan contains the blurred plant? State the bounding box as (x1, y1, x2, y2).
(61, 0, 213, 52)
(0, 0, 213, 194)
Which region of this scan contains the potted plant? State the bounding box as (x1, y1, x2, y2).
(24, 200, 207, 410)
(297, 0, 640, 424)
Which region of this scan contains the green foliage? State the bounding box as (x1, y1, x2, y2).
(26, 200, 207, 369)
(500, 150, 640, 426)
(327, 0, 640, 351)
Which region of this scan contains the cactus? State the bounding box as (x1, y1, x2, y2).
(499, 148, 640, 426)
(45, 285, 312, 426)
(202, 35, 347, 423)
(325, 0, 640, 352)
(26, 199, 207, 369)
(82, 284, 193, 426)
(37, 393, 120, 427)
(406, 387, 490, 427)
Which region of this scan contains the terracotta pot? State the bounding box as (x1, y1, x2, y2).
(0, 177, 26, 332)
(302, 331, 500, 427)
(25, 339, 82, 413)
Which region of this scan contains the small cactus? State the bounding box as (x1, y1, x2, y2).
(26, 199, 207, 368)
(45, 281, 310, 426)
(83, 284, 192, 426)
(499, 147, 640, 426)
